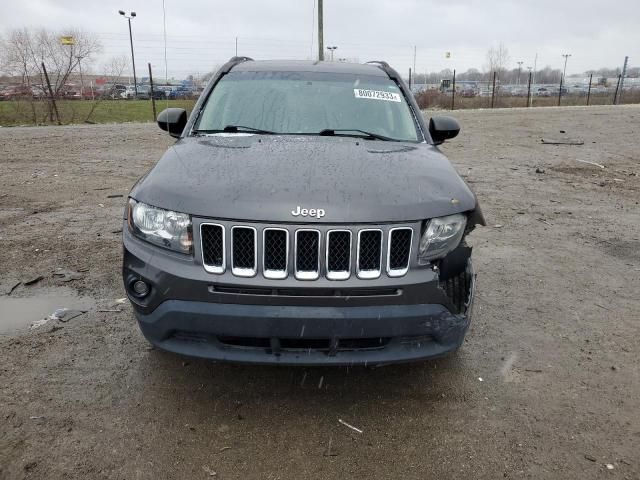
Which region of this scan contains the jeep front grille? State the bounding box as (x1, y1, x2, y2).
(231, 226, 257, 277)
(295, 230, 321, 280)
(326, 230, 351, 280)
(200, 223, 414, 281)
(357, 229, 383, 279)
(387, 228, 413, 277)
(201, 224, 225, 274)
(263, 228, 288, 279)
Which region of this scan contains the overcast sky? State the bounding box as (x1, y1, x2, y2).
(1, 0, 638, 79)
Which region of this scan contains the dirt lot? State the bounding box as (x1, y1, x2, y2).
(1, 105, 639, 479)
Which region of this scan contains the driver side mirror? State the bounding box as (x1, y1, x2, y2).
(429, 116, 460, 144)
(157, 108, 187, 138)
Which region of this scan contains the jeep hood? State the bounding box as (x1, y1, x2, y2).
(131, 135, 479, 223)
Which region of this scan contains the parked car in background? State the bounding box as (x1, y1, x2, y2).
(134, 85, 151, 100)
(536, 87, 551, 97)
(97, 84, 127, 99)
(0, 84, 33, 100)
(460, 88, 476, 97)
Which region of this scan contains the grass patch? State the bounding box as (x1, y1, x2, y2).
(0, 99, 197, 126)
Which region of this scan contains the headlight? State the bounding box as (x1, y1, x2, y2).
(418, 213, 467, 263)
(128, 199, 193, 254)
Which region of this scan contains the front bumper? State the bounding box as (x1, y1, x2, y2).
(123, 227, 475, 366)
(135, 300, 472, 366)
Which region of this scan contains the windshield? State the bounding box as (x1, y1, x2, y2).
(194, 70, 420, 142)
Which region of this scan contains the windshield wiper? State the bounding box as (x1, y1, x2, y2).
(318, 129, 395, 141)
(193, 125, 277, 135)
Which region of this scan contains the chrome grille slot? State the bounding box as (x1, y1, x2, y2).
(231, 226, 257, 277)
(357, 229, 383, 279)
(201, 223, 225, 274)
(326, 230, 351, 280)
(295, 230, 320, 280)
(263, 228, 288, 279)
(387, 228, 412, 277)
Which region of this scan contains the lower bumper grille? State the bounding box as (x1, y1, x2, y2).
(217, 335, 391, 352)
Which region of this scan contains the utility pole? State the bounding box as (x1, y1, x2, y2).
(616, 56, 629, 105)
(318, 0, 324, 61)
(235, 37, 238, 56)
(561, 53, 572, 83)
(516, 61, 523, 85)
(532, 53, 538, 85)
(76, 55, 85, 98)
(527, 67, 533, 106)
(413, 46, 417, 85)
(119, 10, 138, 97)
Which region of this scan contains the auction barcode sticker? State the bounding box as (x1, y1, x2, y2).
(354, 89, 402, 102)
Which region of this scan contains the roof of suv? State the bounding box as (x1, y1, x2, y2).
(231, 59, 389, 77)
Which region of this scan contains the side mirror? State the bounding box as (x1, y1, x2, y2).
(429, 116, 460, 144)
(157, 108, 187, 138)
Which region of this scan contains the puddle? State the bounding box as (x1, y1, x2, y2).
(0, 288, 95, 334)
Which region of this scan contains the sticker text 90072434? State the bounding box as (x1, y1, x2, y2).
(353, 89, 402, 102)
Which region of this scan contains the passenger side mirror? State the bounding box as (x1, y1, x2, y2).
(429, 116, 460, 144)
(157, 108, 187, 138)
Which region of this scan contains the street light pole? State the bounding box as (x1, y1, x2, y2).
(561, 53, 571, 83)
(318, 0, 324, 61)
(119, 10, 138, 97)
(516, 61, 523, 85)
(326, 46, 337, 61)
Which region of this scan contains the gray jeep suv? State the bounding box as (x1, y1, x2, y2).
(122, 57, 485, 365)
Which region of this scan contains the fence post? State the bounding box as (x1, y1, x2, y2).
(451, 69, 456, 110)
(491, 71, 497, 108)
(527, 71, 532, 107)
(409, 68, 412, 91)
(558, 74, 563, 106)
(148, 63, 157, 121)
(42, 62, 61, 125)
(613, 74, 621, 105)
(586, 73, 592, 106)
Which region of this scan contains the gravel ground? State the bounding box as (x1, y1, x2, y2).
(0, 105, 639, 479)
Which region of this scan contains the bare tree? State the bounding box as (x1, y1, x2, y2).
(83, 55, 129, 123)
(1, 27, 101, 122)
(485, 43, 510, 76)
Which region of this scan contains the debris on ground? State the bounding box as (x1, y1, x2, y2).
(338, 419, 363, 434)
(107, 194, 124, 198)
(30, 318, 49, 330)
(605, 463, 614, 470)
(51, 308, 87, 323)
(541, 138, 584, 145)
(535, 167, 545, 174)
(584, 454, 597, 462)
(52, 269, 84, 283)
(202, 466, 217, 476)
(23, 276, 44, 286)
(576, 159, 605, 169)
